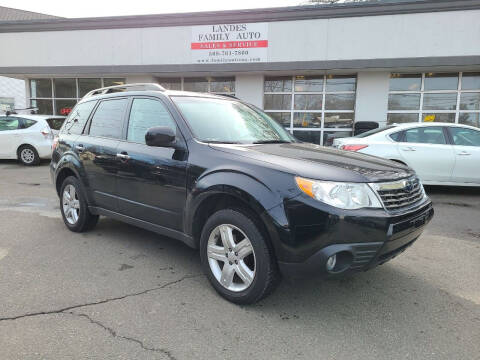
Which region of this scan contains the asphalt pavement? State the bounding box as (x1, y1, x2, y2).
(0, 160, 479, 360)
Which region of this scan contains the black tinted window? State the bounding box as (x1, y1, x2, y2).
(404, 127, 446, 145)
(61, 101, 96, 135)
(448, 127, 480, 147)
(127, 98, 176, 144)
(46, 118, 65, 130)
(89, 99, 128, 139)
(22, 119, 37, 129)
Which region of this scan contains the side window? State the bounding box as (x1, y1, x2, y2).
(404, 127, 446, 145)
(46, 118, 66, 131)
(89, 98, 128, 139)
(61, 101, 96, 135)
(448, 127, 480, 147)
(0, 117, 20, 131)
(389, 131, 403, 142)
(21, 119, 37, 129)
(127, 98, 176, 144)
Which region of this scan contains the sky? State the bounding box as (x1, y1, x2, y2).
(1, 0, 308, 18)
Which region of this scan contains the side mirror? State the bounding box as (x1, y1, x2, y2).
(145, 126, 177, 148)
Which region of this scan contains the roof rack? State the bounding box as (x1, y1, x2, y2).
(83, 83, 165, 99)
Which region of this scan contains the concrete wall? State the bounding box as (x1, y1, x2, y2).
(235, 75, 264, 108)
(0, 76, 26, 111)
(1, 10, 479, 68)
(354, 72, 390, 126)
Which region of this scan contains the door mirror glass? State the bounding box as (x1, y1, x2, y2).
(145, 126, 176, 147)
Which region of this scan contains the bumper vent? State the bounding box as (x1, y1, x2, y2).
(371, 177, 425, 211)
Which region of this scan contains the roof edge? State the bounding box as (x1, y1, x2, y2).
(1, 0, 480, 33)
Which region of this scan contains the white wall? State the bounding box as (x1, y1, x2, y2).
(355, 72, 390, 126)
(0, 76, 26, 111)
(235, 75, 264, 108)
(0, 10, 479, 68)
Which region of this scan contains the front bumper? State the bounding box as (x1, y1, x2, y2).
(277, 199, 433, 279)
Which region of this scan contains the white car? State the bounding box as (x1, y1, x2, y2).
(333, 122, 480, 186)
(0, 114, 66, 165)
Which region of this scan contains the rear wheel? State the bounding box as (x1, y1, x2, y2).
(18, 145, 40, 166)
(200, 209, 279, 304)
(60, 176, 99, 232)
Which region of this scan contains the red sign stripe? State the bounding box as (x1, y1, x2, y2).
(191, 40, 268, 50)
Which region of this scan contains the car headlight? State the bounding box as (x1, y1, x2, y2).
(295, 177, 382, 210)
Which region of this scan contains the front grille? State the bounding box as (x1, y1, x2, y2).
(372, 177, 424, 211)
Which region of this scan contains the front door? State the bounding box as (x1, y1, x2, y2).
(447, 126, 480, 184)
(79, 97, 129, 211)
(116, 97, 187, 231)
(397, 126, 455, 182)
(0, 117, 21, 158)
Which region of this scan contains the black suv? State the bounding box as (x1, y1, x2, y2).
(51, 83, 433, 304)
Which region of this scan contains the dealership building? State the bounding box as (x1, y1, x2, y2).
(1, 0, 479, 145)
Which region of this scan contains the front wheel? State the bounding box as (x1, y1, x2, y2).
(60, 176, 99, 232)
(200, 209, 279, 304)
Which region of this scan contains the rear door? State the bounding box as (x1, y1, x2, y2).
(447, 126, 480, 184)
(79, 97, 129, 211)
(115, 96, 188, 231)
(397, 126, 455, 182)
(0, 116, 21, 157)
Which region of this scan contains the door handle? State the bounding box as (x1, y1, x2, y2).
(401, 147, 416, 151)
(75, 144, 84, 152)
(116, 152, 130, 161)
(458, 151, 471, 156)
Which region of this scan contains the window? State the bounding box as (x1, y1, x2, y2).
(388, 72, 480, 128)
(0, 117, 20, 131)
(29, 78, 126, 116)
(448, 127, 480, 147)
(157, 77, 235, 95)
(61, 101, 97, 135)
(46, 118, 66, 131)
(89, 99, 128, 139)
(127, 99, 176, 144)
(22, 119, 37, 129)
(264, 75, 356, 145)
(389, 131, 403, 142)
(173, 97, 293, 144)
(403, 127, 447, 145)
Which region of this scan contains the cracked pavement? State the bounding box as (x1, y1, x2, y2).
(0, 160, 479, 360)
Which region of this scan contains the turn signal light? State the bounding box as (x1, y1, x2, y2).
(340, 144, 368, 152)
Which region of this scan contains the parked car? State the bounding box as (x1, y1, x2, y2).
(333, 122, 480, 187)
(51, 83, 433, 304)
(0, 114, 66, 165)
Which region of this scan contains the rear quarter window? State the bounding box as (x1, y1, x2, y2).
(46, 118, 65, 130)
(61, 100, 97, 135)
(389, 131, 403, 142)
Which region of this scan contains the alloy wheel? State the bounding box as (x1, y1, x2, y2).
(20, 148, 35, 164)
(207, 224, 256, 292)
(62, 184, 80, 225)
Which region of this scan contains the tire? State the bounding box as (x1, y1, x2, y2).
(200, 208, 280, 304)
(60, 176, 99, 233)
(18, 145, 40, 166)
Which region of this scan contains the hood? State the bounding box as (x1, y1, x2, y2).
(211, 142, 414, 183)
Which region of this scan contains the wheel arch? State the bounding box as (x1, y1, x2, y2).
(185, 171, 289, 254)
(16, 143, 39, 157)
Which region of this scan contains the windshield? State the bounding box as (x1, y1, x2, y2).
(355, 125, 397, 138)
(173, 96, 294, 144)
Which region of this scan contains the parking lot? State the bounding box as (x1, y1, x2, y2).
(0, 160, 479, 360)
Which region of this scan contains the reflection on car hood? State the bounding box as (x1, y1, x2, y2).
(211, 142, 414, 183)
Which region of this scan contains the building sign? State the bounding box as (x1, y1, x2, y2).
(191, 23, 268, 64)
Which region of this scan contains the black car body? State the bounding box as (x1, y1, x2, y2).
(51, 84, 433, 304)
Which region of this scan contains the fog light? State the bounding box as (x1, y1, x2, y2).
(326, 254, 337, 272)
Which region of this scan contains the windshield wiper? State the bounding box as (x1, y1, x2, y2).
(251, 140, 291, 144)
